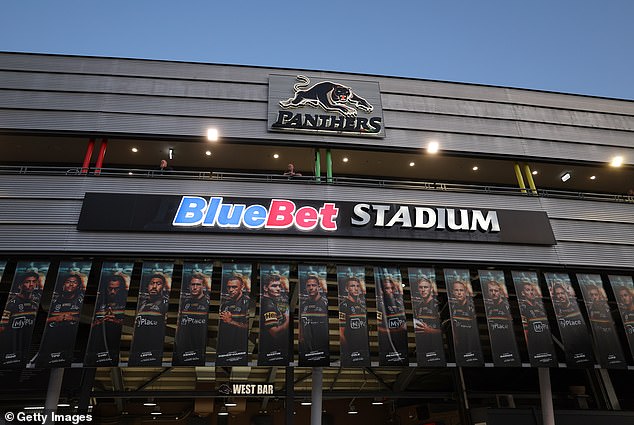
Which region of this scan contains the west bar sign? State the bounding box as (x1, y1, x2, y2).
(268, 74, 385, 137)
(78, 193, 556, 245)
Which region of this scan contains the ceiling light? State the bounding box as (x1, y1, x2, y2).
(128, 172, 133, 175)
(343, 157, 349, 163)
(301, 401, 312, 406)
(168, 148, 174, 160)
(590, 175, 596, 180)
(273, 153, 279, 159)
(561, 172, 571, 182)
(207, 128, 219, 142)
(427, 141, 439, 154)
(610, 156, 624, 167)
(131, 147, 138, 153)
(143, 400, 157, 407)
(150, 412, 162, 416)
(57, 403, 70, 407)
(472, 166, 479, 171)
(372, 400, 384, 406)
(409, 162, 415, 167)
(348, 405, 358, 415)
(225, 400, 237, 407)
(218, 410, 229, 416)
(205, 150, 212, 156)
(532, 170, 538, 175)
(24, 407, 44, 410)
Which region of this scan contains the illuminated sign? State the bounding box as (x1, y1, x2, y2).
(78, 193, 556, 245)
(268, 75, 385, 137)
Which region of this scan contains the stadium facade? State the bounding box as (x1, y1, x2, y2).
(0, 52, 633, 425)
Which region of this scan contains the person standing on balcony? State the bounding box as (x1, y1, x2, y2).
(283, 163, 302, 177)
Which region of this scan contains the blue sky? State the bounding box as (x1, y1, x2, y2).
(2, 0, 634, 100)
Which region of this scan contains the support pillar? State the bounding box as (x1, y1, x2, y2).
(523, 164, 537, 195)
(94, 138, 108, 175)
(538, 368, 555, 425)
(453, 368, 471, 425)
(314, 149, 321, 183)
(311, 367, 323, 425)
(285, 367, 295, 425)
(44, 368, 64, 424)
(81, 138, 95, 174)
(326, 149, 333, 183)
(514, 163, 527, 193)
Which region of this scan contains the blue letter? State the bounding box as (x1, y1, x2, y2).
(173, 196, 207, 226)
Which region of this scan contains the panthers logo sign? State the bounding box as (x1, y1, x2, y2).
(268, 74, 385, 137)
(279, 75, 373, 117)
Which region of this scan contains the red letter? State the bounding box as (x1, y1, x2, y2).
(266, 199, 296, 228)
(319, 203, 339, 230)
(295, 206, 318, 230)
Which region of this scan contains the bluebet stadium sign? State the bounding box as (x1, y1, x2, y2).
(78, 193, 556, 245)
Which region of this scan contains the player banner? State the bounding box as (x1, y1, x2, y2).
(479, 270, 521, 367)
(337, 266, 370, 366)
(0, 261, 50, 367)
(444, 268, 484, 366)
(216, 264, 252, 365)
(128, 262, 173, 366)
(36, 261, 92, 367)
(607, 275, 634, 361)
(258, 264, 291, 366)
(408, 268, 446, 367)
(512, 271, 557, 367)
(84, 262, 133, 366)
(577, 274, 626, 369)
(544, 273, 595, 367)
(173, 262, 213, 366)
(298, 265, 329, 366)
(375, 267, 408, 366)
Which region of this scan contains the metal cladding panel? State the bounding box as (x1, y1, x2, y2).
(0, 90, 266, 120)
(0, 224, 632, 268)
(0, 199, 80, 224)
(0, 71, 269, 101)
(538, 197, 634, 223)
(550, 219, 634, 245)
(383, 93, 634, 132)
(2, 52, 634, 115)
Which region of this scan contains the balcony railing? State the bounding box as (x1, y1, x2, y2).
(1, 165, 633, 204)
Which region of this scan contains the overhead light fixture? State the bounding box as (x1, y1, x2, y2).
(131, 147, 138, 153)
(143, 399, 157, 407)
(343, 157, 349, 163)
(205, 150, 212, 156)
(128, 172, 133, 175)
(218, 407, 229, 416)
(300, 401, 312, 406)
(590, 175, 596, 180)
(150, 411, 162, 416)
(24, 407, 44, 410)
(348, 404, 358, 415)
(472, 166, 479, 171)
(225, 399, 237, 407)
(532, 170, 538, 175)
(561, 172, 571, 182)
(610, 155, 624, 167)
(409, 162, 415, 167)
(273, 153, 279, 159)
(372, 398, 384, 406)
(207, 128, 219, 142)
(57, 403, 70, 407)
(427, 141, 439, 154)
(168, 148, 174, 160)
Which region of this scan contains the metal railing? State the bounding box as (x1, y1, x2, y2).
(0, 165, 632, 204)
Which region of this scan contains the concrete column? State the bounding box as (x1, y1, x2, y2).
(538, 368, 555, 425)
(311, 367, 323, 425)
(44, 368, 64, 424)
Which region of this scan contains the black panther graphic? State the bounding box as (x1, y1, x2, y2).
(279, 75, 373, 117)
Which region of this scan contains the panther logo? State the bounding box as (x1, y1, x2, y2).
(279, 75, 374, 117)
